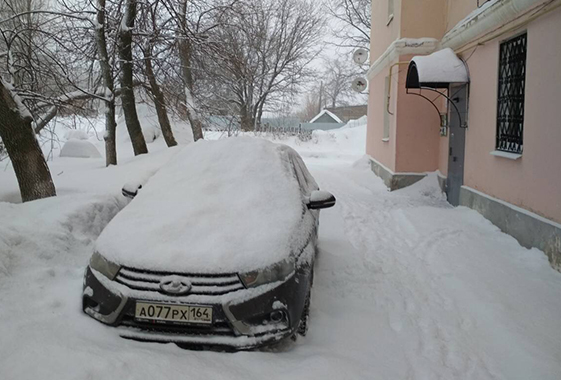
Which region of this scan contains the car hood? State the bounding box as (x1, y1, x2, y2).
(95, 137, 311, 274)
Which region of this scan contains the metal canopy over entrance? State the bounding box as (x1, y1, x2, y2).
(405, 48, 470, 129)
(406, 48, 469, 89)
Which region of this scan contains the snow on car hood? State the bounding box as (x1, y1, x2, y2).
(95, 137, 307, 273)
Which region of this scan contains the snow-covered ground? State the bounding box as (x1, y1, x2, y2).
(1, 113, 561, 379)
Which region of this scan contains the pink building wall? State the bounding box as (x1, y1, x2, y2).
(445, 0, 477, 31)
(366, 59, 446, 174)
(461, 8, 561, 223)
(369, 0, 401, 61)
(366, 0, 449, 175)
(366, 64, 397, 171)
(394, 59, 442, 173)
(401, 0, 447, 40)
(367, 0, 561, 223)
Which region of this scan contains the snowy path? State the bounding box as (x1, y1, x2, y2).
(1, 150, 561, 380)
(309, 159, 561, 380)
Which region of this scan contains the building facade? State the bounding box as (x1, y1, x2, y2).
(366, 0, 561, 268)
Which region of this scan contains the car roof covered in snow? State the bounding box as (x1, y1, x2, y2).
(95, 137, 308, 273)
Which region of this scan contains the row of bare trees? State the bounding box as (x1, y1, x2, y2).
(297, 0, 371, 121)
(0, 0, 323, 202)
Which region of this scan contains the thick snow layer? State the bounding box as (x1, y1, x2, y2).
(411, 47, 469, 84)
(64, 129, 89, 140)
(1, 117, 561, 379)
(59, 139, 102, 158)
(95, 137, 305, 273)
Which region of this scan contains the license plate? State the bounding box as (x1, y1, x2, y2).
(135, 302, 213, 324)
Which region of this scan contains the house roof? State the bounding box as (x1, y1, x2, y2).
(309, 109, 343, 123)
(325, 105, 368, 123)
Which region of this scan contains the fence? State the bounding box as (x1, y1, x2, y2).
(255, 123, 313, 141)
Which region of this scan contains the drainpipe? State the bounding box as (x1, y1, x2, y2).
(442, 0, 561, 51)
(387, 62, 410, 116)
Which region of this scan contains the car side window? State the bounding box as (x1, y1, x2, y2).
(293, 154, 318, 193)
(289, 152, 317, 195)
(292, 160, 308, 195)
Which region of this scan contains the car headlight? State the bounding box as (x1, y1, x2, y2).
(89, 251, 121, 280)
(239, 259, 295, 288)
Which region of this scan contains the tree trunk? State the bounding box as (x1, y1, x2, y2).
(256, 99, 266, 130)
(178, 0, 204, 141)
(118, 0, 148, 156)
(143, 46, 177, 147)
(240, 104, 254, 132)
(95, 0, 118, 166)
(0, 80, 56, 202)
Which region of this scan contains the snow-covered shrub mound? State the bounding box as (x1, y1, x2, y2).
(141, 125, 161, 143)
(60, 139, 102, 158)
(64, 129, 89, 140)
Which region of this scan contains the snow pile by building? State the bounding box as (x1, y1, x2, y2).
(394, 172, 447, 204)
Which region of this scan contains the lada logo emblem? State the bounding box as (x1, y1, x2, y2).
(159, 276, 192, 295)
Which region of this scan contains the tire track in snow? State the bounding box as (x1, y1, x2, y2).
(310, 164, 498, 380)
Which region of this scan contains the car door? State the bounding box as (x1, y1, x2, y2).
(288, 152, 320, 246)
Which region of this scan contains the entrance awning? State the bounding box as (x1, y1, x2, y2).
(406, 48, 469, 89)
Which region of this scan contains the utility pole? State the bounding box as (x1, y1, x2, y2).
(318, 81, 323, 113)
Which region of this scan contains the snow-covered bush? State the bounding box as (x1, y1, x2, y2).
(64, 129, 89, 141)
(60, 140, 101, 158)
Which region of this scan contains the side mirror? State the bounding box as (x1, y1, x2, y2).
(307, 190, 336, 210)
(122, 182, 142, 199)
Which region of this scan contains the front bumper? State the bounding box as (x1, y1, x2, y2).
(82, 265, 311, 350)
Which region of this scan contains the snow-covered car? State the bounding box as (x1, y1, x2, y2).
(82, 137, 336, 350)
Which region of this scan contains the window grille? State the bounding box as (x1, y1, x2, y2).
(496, 33, 527, 154)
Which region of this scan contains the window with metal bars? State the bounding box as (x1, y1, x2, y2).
(496, 33, 527, 154)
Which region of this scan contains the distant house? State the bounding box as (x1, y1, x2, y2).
(309, 105, 368, 124)
(309, 109, 343, 124)
(325, 105, 368, 124)
(303, 105, 368, 131)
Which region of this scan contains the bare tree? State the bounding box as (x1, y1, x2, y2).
(138, 0, 177, 147)
(297, 90, 321, 122)
(0, 79, 56, 201)
(322, 56, 358, 108)
(202, 0, 322, 131)
(95, 0, 118, 165)
(326, 0, 370, 49)
(118, 0, 148, 155)
(0, 0, 83, 200)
